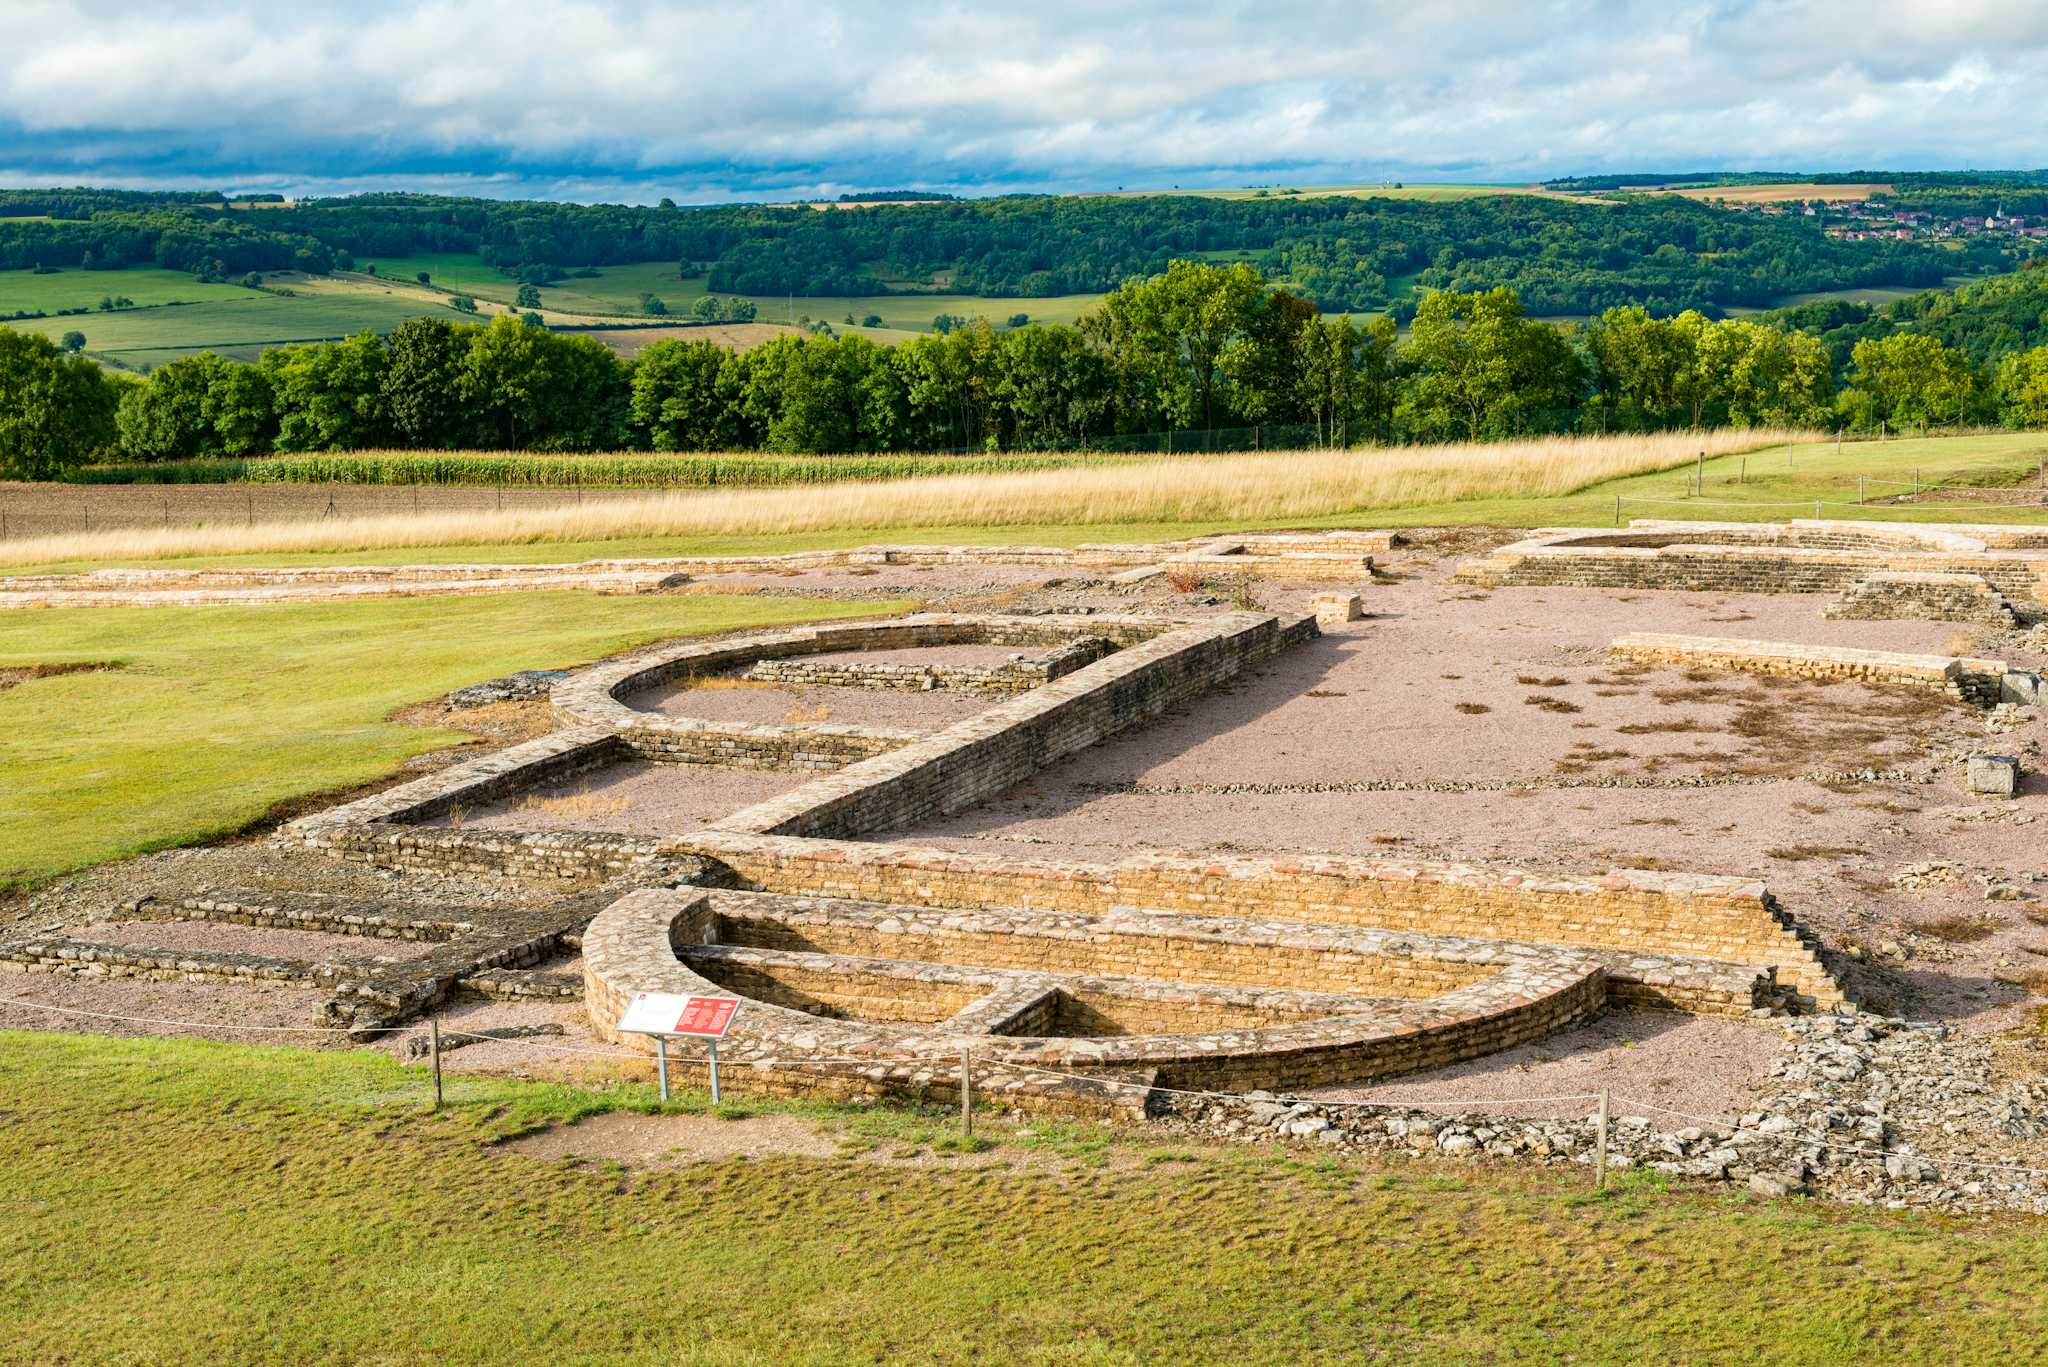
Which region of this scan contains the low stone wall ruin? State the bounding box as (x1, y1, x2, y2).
(1609, 632, 2007, 706)
(1455, 520, 2048, 600)
(1823, 571, 2019, 625)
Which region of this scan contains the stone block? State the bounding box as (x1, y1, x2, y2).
(1312, 593, 1364, 626)
(1967, 754, 2021, 798)
(2000, 670, 2046, 708)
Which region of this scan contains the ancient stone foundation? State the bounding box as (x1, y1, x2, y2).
(260, 554, 1851, 1112)
(1608, 632, 2008, 706)
(1456, 519, 2048, 600)
(1824, 571, 2019, 625)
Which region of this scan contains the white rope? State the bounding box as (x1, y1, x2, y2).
(9, 995, 2043, 1177)
(0, 995, 361, 1033)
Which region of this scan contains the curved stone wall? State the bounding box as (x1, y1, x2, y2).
(581, 887, 1610, 1095)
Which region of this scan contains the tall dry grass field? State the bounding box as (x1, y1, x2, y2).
(4, 430, 1809, 567)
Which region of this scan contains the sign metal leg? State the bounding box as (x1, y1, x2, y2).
(709, 1040, 721, 1106)
(656, 1035, 670, 1103)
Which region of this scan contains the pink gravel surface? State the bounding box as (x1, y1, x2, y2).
(441, 760, 809, 836)
(1309, 1011, 1781, 1123)
(630, 675, 996, 729)
(0, 973, 335, 1042)
(56, 918, 444, 962)
(784, 643, 1050, 667)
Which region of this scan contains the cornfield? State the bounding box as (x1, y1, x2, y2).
(68, 450, 1120, 489)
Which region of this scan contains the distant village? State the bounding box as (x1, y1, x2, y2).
(1737, 198, 2048, 242)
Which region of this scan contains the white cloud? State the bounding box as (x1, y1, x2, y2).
(0, 0, 2045, 199)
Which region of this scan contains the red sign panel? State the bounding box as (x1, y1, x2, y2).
(619, 991, 740, 1038)
(674, 995, 739, 1038)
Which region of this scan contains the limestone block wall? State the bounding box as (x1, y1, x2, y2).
(1454, 521, 2048, 600)
(1824, 572, 2018, 625)
(743, 636, 1113, 696)
(1609, 632, 2006, 705)
(678, 832, 1841, 1008)
(704, 894, 1500, 999)
(580, 887, 1609, 1095)
(553, 614, 1173, 771)
(617, 720, 916, 771)
(708, 611, 1317, 839)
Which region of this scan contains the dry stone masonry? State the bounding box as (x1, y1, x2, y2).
(255, 560, 1859, 1104)
(1824, 571, 2019, 625)
(1608, 632, 2011, 707)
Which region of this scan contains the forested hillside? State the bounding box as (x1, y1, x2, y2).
(16, 256, 2048, 479)
(0, 186, 2001, 318)
(1762, 260, 2048, 370)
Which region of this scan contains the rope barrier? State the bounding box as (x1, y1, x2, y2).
(8, 995, 2044, 1181)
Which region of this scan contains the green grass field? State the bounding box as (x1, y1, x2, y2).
(0, 265, 262, 316)
(2, 292, 476, 368)
(354, 251, 1107, 331)
(1, 1030, 2043, 1364)
(0, 591, 903, 887)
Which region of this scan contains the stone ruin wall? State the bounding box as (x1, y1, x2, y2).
(264, 573, 1847, 1109)
(1823, 572, 2019, 625)
(680, 832, 1838, 1012)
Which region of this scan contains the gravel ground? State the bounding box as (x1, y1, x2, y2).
(629, 674, 996, 729)
(55, 918, 445, 962)
(440, 759, 810, 835)
(1307, 1011, 1781, 1123)
(0, 972, 337, 1042)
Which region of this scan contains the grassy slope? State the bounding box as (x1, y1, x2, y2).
(16, 432, 2048, 578)
(0, 591, 904, 887)
(0, 1031, 2042, 1365)
(0, 265, 261, 314)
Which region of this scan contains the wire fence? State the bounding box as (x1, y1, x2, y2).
(7, 990, 2045, 1189)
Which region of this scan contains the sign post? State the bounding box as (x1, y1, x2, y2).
(619, 992, 741, 1104)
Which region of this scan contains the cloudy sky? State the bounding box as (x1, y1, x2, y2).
(3, 0, 2045, 203)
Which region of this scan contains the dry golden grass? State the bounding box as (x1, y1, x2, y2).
(514, 788, 629, 820)
(5, 430, 1810, 567)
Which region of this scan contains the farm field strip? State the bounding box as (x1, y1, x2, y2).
(2, 292, 474, 362)
(0, 265, 262, 315)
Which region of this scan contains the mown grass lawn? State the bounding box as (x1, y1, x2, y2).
(0, 591, 905, 888)
(0, 1031, 2043, 1365)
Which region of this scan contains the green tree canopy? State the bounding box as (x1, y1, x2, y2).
(0, 329, 118, 478)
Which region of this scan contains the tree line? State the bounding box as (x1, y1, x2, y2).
(4, 259, 2047, 481)
(0, 184, 2013, 319)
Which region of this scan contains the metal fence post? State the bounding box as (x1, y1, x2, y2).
(1594, 1087, 1610, 1191)
(429, 1019, 443, 1111)
(961, 1047, 974, 1137)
